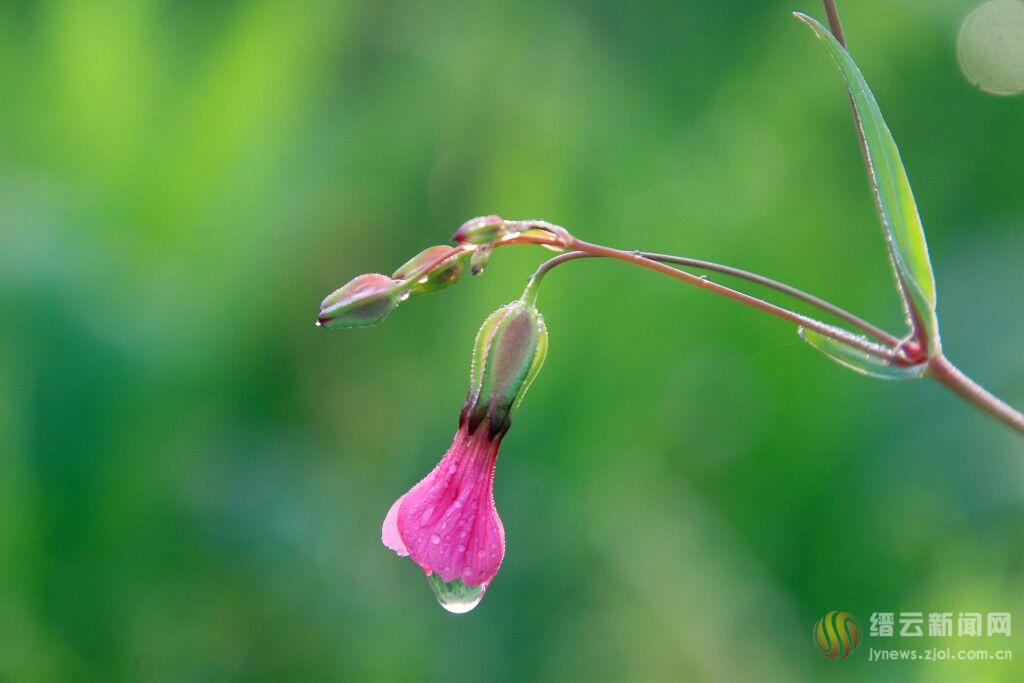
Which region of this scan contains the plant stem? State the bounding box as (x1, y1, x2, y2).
(927, 355, 1024, 434)
(528, 250, 898, 345)
(433, 225, 898, 360)
(527, 246, 1024, 435)
(644, 252, 897, 344)
(405, 223, 1021, 433)
(530, 3, 1024, 433)
(528, 250, 589, 282)
(822, 0, 847, 47)
(567, 237, 896, 361)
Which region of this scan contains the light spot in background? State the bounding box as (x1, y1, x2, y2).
(957, 0, 1024, 96)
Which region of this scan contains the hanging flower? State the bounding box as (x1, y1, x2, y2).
(382, 296, 548, 612)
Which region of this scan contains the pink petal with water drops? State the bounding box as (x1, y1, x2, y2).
(381, 424, 506, 586)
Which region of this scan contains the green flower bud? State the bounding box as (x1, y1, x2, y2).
(317, 273, 403, 329)
(453, 215, 506, 245)
(469, 244, 492, 276)
(461, 298, 548, 437)
(393, 246, 464, 295)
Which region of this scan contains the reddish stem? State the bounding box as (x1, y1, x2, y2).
(927, 355, 1024, 434)
(567, 238, 896, 361)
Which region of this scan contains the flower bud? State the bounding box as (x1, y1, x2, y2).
(393, 246, 464, 295)
(453, 215, 506, 245)
(461, 298, 548, 437)
(317, 273, 403, 329)
(469, 244, 492, 276)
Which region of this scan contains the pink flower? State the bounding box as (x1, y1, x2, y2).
(382, 422, 505, 587)
(381, 297, 547, 612)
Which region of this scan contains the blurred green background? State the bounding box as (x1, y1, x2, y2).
(1, 1, 1022, 680)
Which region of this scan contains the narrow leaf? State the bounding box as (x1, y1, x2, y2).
(795, 13, 939, 353)
(799, 327, 926, 380)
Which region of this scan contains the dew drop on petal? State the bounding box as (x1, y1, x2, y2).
(420, 506, 434, 524)
(430, 534, 441, 545)
(427, 574, 484, 614)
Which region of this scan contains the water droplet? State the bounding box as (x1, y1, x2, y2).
(453, 500, 462, 508)
(428, 574, 485, 614)
(456, 544, 465, 553)
(449, 465, 457, 474)
(430, 534, 441, 544)
(420, 506, 434, 524)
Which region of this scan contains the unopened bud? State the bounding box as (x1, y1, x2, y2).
(393, 246, 464, 295)
(453, 215, 506, 245)
(461, 298, 548, 437)
(469, 244, 492, 276)
(317, 273, 403, 329)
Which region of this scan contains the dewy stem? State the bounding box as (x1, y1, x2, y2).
(641, 252, 896, 343)
(528, 246, 1024, 435)
(408, 225, 897, 361)
(566, 238, 896, 361)
(528, 250, 898, 345)
(507, 226, 894, 356)
(407, 217, 1021, 433)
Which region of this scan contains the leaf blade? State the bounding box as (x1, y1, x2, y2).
(798, 327, 927, 380)
(795, 12, 939, 352)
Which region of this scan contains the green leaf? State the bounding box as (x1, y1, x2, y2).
(795, 13, 939, 353)
(799, 327, 926, 380)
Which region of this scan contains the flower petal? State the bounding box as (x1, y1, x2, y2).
(383, 425, 505, 586)
(381, 495, 409, 556)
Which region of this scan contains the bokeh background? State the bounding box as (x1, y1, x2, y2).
(1, 1, 1022, 680)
